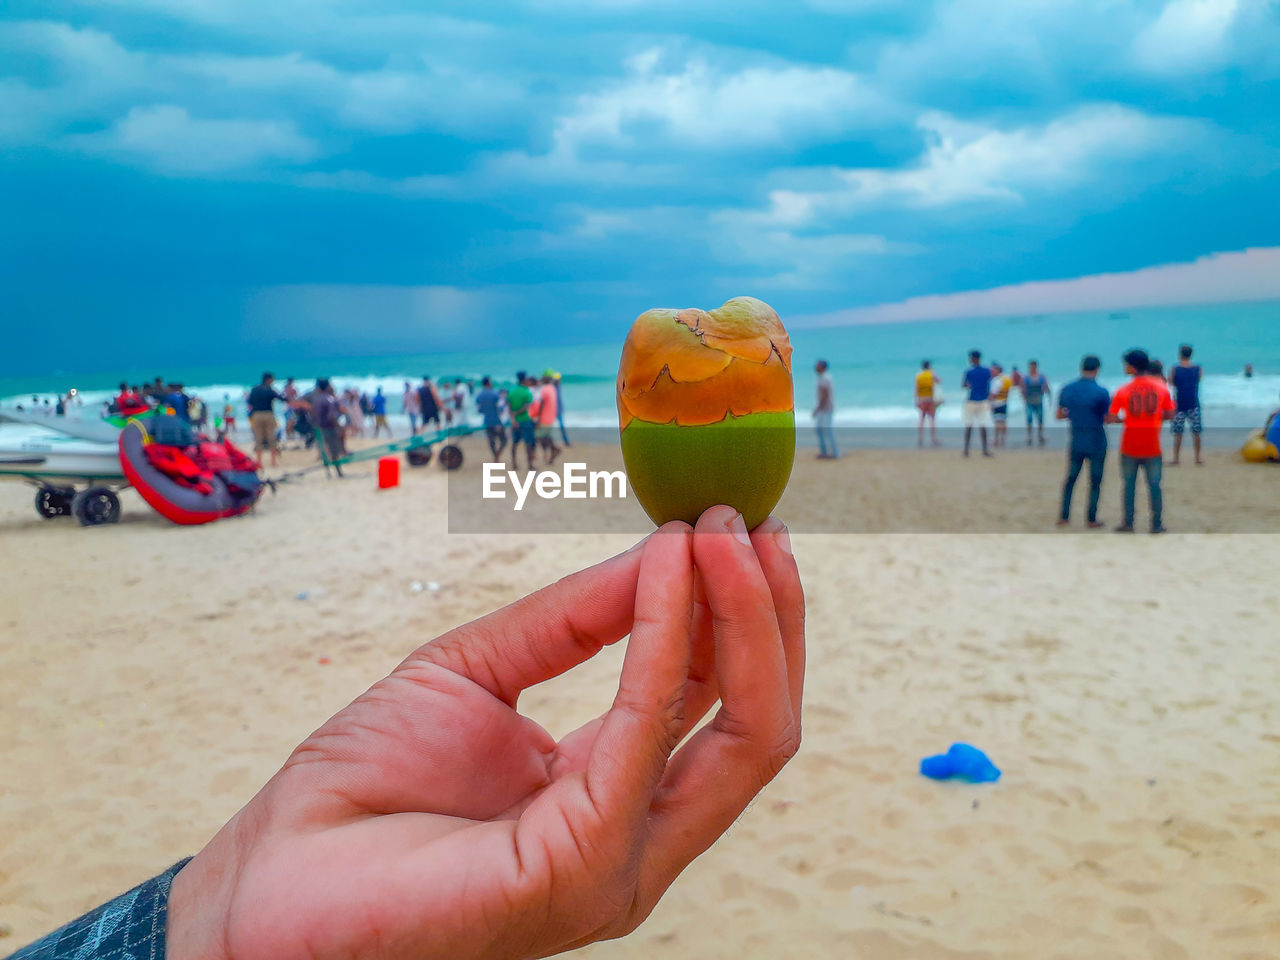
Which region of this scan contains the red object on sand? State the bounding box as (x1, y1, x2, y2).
(119, 419, 263, 525)
(378, 455, 400, 489)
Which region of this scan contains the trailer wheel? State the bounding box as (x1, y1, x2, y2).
(406, 447, 433, 467)
(35, 486, 74, 519)
(438, 444, 464, 471)
(72, 487, 121, 526)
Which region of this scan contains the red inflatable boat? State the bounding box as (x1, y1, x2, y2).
(119, 418, 264, 525)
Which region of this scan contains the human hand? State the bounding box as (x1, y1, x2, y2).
(166, 506, 804, 960)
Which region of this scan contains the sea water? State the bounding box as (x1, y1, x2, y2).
(3, 300, 1277, 437)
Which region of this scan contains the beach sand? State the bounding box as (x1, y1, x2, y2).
(2, 436, 1279, 958)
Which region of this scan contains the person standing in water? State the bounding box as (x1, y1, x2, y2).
(1055, 355, 1109, 528)
(1022, 360, 1050, 447)
(962, 350, 993, 458)
(914, 360, 942, 448)
(222, 394, 237, 435)
(1108, 349, 1175, 533)
(1168, 344, 1203, 466)
(813, 360, 838, 460)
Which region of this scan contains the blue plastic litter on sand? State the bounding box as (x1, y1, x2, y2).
(920, 743, 1001, 783)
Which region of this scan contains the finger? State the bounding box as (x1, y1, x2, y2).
(583, 521, 694, 830)
(671, 569, 719, 742)
(692, 506, 792, 739)
(538, 566, 717, 797)
(638, 506, 800, 889)
(750, 517, 805, 722)
(400, 536, 648, 705)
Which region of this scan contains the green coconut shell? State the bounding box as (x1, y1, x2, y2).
(621, 410, 795, 529)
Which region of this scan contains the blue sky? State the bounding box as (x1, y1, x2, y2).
(2, 0, 1278, 373)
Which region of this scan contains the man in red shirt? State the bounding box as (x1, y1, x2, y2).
(1107, 349, 1175, 533)
(114, 382, 148, 417)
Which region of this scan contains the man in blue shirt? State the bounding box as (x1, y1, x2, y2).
(475, 376, 507, 461)
(165, 383, 192, 423)
(371, 387, 389, 438)
(1168, 343, 1203, 466)
(961, 349, 993, 458)
(1055, 355, 1110, 527)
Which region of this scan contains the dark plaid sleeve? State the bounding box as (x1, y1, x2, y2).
(6, 859, 192, 960)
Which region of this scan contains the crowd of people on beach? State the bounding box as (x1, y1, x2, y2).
(812, 344, 1276, 532)
(15, 347, 1275, 525)
(79, 369, 574, 473)
(221, 369, 573, 473)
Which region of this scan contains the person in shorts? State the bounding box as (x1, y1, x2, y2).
(962, 350, 993, 457)
(222, 395, 237, 435)
(1168, 344, 1203, 465)
(988, 362, 1011, 448)
(506, 371, 537, 472)
(247, 371, 287, 468)
(371, 387, 390, 438)
(417, 377, 442, 433)
(533, 372, 561, 465)
(914, 360, 941, 448)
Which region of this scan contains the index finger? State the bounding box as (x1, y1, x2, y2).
(584, 521, 694, 826)
(401, 538, 646, 705)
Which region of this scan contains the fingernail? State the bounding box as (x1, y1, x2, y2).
(726, 512, 751, 547)
(774, 523, 792, 556)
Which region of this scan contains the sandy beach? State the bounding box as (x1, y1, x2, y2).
(2, 438, 1279, 958)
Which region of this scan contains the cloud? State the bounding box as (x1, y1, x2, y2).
(0, 21, 144, 143)
(524, 203, 916, 293)
(793, 247, 1280, 325)
(562, 47, 889, 146)
(476, 45, 893, 185)
(172, 51, 527, 136)
(873, 0, 1147, 97)
(0, 17, 530, 165)
(75, 105, 318, 174)
(1133, 0, 1242, 75)
(744, 104, 1203, 226)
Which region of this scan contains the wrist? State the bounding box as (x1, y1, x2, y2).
(166, 808, 255, 960)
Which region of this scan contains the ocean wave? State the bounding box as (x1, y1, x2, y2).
(6, 370, 1276, 431)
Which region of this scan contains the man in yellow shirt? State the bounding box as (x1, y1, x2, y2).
(914, 360, 942, 447)
(989, 362, 1012, 448)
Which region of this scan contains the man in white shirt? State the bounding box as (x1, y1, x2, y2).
(813, 360, 838, 460)
(402, 381, 420, 435)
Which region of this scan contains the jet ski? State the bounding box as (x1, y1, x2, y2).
(0, 427, 127, 525)
(0, 404, 156, 443)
